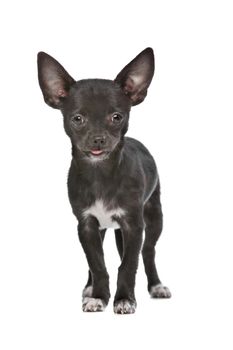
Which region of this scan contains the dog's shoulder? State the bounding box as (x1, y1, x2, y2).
(124, 137, 154, 159)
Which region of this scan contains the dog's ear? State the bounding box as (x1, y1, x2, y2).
(37, 52, 75, 109)
(114, 48, 154, 106)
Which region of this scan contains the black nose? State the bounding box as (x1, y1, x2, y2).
(91, 135, 106, 148)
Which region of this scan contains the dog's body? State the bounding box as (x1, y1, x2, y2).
(37, 48, 171, 314)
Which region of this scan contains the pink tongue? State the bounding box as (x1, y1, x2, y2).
(91, 150, 103, 155)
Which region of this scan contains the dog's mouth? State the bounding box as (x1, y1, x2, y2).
(85, 149, 110, 161)
(77, 140, 120, 160)
(90, 149, 105, 156)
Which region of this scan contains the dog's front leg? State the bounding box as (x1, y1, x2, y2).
(78, 217, 110, 312)
(114, 214, 144, 314)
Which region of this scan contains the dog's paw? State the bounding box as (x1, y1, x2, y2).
(82, 297, 106, 312)
(150, 284, 172, 298)
(114, 299, 136, 314)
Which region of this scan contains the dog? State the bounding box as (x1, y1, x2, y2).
(37, 48, 171, 314)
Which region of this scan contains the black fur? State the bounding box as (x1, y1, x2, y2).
(37, 48, 171, 314)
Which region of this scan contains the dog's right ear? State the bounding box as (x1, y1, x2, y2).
(114, 48, 154, 106)
(37, 52, 75, 109)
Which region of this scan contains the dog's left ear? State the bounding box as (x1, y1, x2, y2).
(114, 47, 154, 106)
(37, 52, 75, 109)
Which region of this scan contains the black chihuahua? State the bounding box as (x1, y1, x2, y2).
(37, 48, 171, 314)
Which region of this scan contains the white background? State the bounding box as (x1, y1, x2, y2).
(0, 0, 233, 349)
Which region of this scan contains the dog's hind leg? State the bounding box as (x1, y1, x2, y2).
(142, 182, 171, 298)
(114, 229, 123, 260)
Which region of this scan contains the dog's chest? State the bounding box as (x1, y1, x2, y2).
(82, 200, 125, 229)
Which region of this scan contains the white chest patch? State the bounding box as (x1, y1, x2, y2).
(82, 200, 125, 229)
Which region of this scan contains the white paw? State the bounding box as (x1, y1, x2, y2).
(114, 299, 136, 314)
(150, 284, 171, 298)
(82, 297, 105, 312)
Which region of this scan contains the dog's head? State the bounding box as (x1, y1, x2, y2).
(37, 48, 154, 162)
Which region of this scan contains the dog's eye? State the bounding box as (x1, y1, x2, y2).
(72, 114, 85, 124)
(111, 113, 123, 124)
